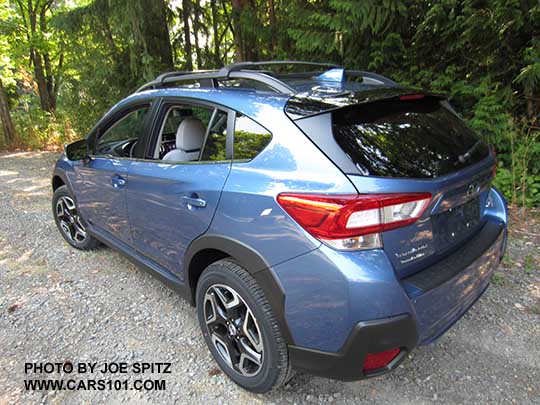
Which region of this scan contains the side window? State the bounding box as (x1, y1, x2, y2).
(233, 114, 272, 161)
(200, 110, 228, 161)
(95, 106, 150, 158)
(155, 104, 222, 162)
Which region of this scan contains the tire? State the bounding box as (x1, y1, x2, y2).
(52, 185, 100, 250)
(196, 259, 292, 393)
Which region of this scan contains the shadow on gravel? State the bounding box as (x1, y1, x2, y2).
(0, 151, 538, 404)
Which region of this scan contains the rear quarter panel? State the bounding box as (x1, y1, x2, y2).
(207, 100, 357, 268)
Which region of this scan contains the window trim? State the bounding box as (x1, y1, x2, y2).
(198, 109, 218, 160)
(226, 110, 235, 160)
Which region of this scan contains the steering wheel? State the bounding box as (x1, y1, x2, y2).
(116, 139, 138, 158)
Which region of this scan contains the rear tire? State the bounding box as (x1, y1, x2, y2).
(196, 259, 292, 393)
(52, 185, 100, 250)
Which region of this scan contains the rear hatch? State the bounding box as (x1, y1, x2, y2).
(289, 88, 496, 278)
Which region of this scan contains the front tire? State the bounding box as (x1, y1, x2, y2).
(196, 259, 291, 393)
(52, 185, 100, 250)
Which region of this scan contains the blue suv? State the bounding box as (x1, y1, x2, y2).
(52, 61, 508, 392)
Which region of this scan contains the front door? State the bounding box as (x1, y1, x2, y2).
(74, 103, 153, 245)
(126, 102, 232, 277)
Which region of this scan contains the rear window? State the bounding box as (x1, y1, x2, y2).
(332, 98, 489, 178)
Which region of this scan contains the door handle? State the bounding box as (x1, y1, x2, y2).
(111, 174, 126, 189)
(182, 195, 207, 208)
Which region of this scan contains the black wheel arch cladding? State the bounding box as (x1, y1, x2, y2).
(184, 234, 295, 345)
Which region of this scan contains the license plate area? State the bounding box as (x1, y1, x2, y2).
(432, 197, 481, 253)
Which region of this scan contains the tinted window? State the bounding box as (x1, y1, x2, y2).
(156, 105, 214, 160)
(234, 115, 272, 161)
(332, 98, 490, 178)
(95, 106, 150, 158)
(162, 108, 186, 136)
(201, 110, 228, 161)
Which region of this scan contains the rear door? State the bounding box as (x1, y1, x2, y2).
(294, 94, 496, 278)
(125, 99, 232, 277)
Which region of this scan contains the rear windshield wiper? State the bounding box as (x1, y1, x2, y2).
(458, 140, 483, 163)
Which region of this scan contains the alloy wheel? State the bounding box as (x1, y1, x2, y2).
(56, 196, 87, 243)
(204, 284, 264, 377)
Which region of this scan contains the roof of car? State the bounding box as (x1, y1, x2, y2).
(135, 61, 397, 95)
(113, 61, 413, 121)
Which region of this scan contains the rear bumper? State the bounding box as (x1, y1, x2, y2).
(405, 221, 506, 344)
(287, 220, 506, 380)
(288, 314, 417, 381)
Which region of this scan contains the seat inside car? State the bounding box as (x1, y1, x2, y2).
(162, 117, 206, 162)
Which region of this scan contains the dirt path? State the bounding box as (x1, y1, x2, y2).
(0, 151, 539, 404)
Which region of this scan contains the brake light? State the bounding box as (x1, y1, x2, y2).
(277, 192, 431, 250)
(363, 348, 401, 372)
(399, 93, 425, 101)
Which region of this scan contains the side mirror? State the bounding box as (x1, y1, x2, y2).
(65, 139, 89, 161)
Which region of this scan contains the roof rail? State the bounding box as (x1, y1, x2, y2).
(135, 60, 396, 93)
(136, 70, 219, 92)
(155, 71, 201, 84)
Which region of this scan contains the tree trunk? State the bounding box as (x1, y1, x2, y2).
(22, 0, 56, 112)
(193, 3, 203, 68)
(268, 0, 276, 56)
(30, 48, 54, 112)
(210, 0, 221, 66)
(231, 0, 258, 61)
(231, 0, 246, 62)
(0, 78, 17, 145)
(39, 5, 56, 110)
(142, 0, 174, 72)
(182, 0, 193, 70)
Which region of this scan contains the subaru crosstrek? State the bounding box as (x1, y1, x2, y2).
(51, 61, 508, 392)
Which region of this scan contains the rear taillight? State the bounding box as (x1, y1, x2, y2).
(363, 348, 401, 372)
(276, 192, 431, 251)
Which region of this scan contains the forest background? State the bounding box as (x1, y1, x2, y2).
(0, 0, 539, 206)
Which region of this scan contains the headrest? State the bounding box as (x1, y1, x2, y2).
(176, 117, 206, 151)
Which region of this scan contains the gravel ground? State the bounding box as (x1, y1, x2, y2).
(0, 151, 539, 404)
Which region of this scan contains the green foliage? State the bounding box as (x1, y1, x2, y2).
(0, 0, 539, 206)
(11, 94, 78, 149)
(234, 130, 272, 161)
(286, 0, 540, 206)
(514, 38, 540, 92)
